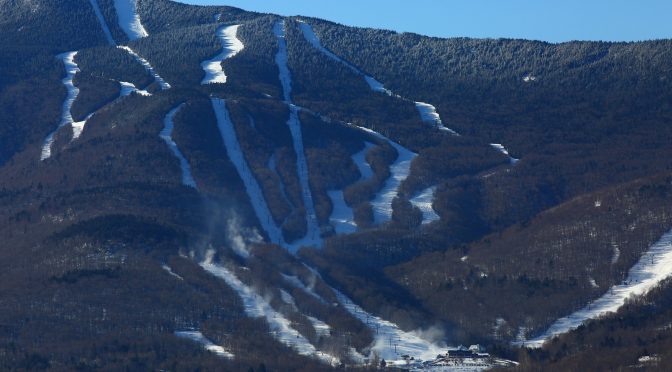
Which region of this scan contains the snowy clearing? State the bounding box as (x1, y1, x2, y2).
(117, 46, 171, 90)
(161, 264, 184, 280)
(357, 127, 417, 224)
(201, 25, 244, 85)
(200, 252, 339, 365)
(211, 98, 285, 246)
(307, 316, 331, 337)
(274, 20, 322, 250)
(160, 104, 198, 189)
(88, 0, 115, 45)
(113, 0, 148, 40)
(41, 52, 81, 161)
(410, 186, 440, 224)
(282, 273, 327, 304)
(415, 102, 459, 135)
(327, 190, 357, 234)
(119, 81, 151, 96)
(352, 142, 375, 181)
(519, 228, 672, 348)
(490, 144, 519, 165)
(175, 330, 234, 359)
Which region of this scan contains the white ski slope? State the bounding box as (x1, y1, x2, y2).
(327, 190, 357, 234)
(274, 20, 322, 250)
(41, 52, 81, 161)
(307, 316, 331, 337)
(357, 127, 417, 224)
(333, 288, 446, 363)
(298, 21, 460, 135)
(175, 330, 234, 359)
(201, 25, 244, 85)
(117, 46, 171, 90)
(352, 142, 375, 181)
(297, 21, 390, 95)
(211, 98, 285, 246)
(88, 0, 115, 45)
(113, 0, 148, 41)
(160, 104, 198, 189)
(119, 81, 151, 96)
(161, 264, 184, 280)
(490, 143, 519, 165)
(200, 252, 339, 365)
(415, 102, 458, 135)
(519, 228, 672, 348)
(282, 273, 327, 304)
(409, 186, 440, 225)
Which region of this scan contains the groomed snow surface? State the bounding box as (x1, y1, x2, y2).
(41, 52, 81, 161)
(119, 81, 151, 97)
(327, 190, 356, 234)
(117, 46, 171, 90)
(160, 104, 198, 189)
(88, 0, 115, 45)
(415, 102, 459, 135)
(357, 127, 417, 224)
(201, 25, 244, 85)
(211, 98, 284, 246)
(274, 20, 322, 250)
(175, 330, 234, 359)
(410, 186, 440, 225)
(490, 143, 519, 165)
(113, 0, 148, 41)
(200, 252, 339, 365)
(519, 228, 672, 348)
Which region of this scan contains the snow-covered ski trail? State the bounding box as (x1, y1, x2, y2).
(175, 330, 234, 359)
(200, 252, 339, 365)
(113, 0, 148, 41)
(490, 143, 519, 165)
(201, 24, 244, 85)
(519, 228, 672, 348)
(327, 190, 356, 234)
(117, 46, 171, 90)
(355, 127, 417, 224)
(274, 20, 322, 250)
(160, 104, 198, 189)
(88, 0, 115, 45)
(352, 142, 375, 181)
(298, 21, 459, 135)
(409, 186, 440, 224)
(41, 52, 81, 161)
(119, 81, 151, 97)
(211, 98, 285, 246)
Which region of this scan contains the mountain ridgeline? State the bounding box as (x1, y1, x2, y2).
(0, 0, 671, 370)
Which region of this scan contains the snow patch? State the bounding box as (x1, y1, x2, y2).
(281, 273, 326, 304)
(352, 142, 375, 181)
(201, 25, 244, 85)
(160, 104, 198, 189)
(415, 102, 459, 135)
(410, 186, 440, 225)
(88, 0, 115, 45)
(41, 52, 81, 161)
(327, 190, 357, 234)
(307, 316, 331, 337)
(113, 0, 148, 41)
(119, 81, 151, 96)
(175, 330, 234, 359)
(519, 228, 672, 348)
(490, 144, 519, 165)
(162, 264, 184, 280)
(211, 98, 285, 246)
(117, 46, 171, 90)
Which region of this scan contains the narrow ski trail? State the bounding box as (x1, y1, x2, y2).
(175, 331, 234, 359)
(88, 0, 115, 45)
(117, 46, 171, 90)
(160, 104, 198, 189)
(211, 98, 285, 246)
(200, 252, 339, 365)
(490, 143, 519, 165)
(113, 0, 148, 41)
(41, 52, 81, 161)
(201, 25, 244, 85)
(409, 186, 440, 224)
(298, 21, 459, 135)
(274, 20, 322, 250)
(519, 228, 672, 348)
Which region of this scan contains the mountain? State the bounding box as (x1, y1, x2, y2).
(1, 0, 671, 370)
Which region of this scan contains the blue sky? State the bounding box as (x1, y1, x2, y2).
(176, 0, 672, 43)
